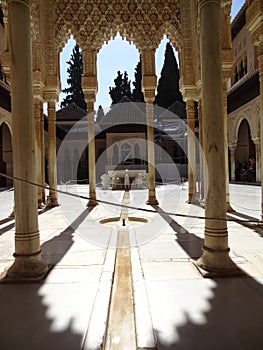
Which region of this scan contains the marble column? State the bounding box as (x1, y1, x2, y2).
(254, 139, 261, 182)
(229, 145, 236, 181)
(40, 103, 46, 203)
(197, 0, 236, 274)
(145, 97, 158, 205)
(186, 99, 196, 203)
(198, 99, 205, 200)
(222, 79, 234, 211)
(82, 50, 98, 207)
(6, 0, 47, 279)
(87, 96, 98, 207)
(141, 49, 158, 205)
(34, 98, 44, 208)
(47, 100, 58, 207)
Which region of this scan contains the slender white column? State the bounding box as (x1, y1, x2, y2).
(254, 139, 261, 182)
(6, 0, 47, 279)
(229, 146, 236, 181)
(47, 100, 58, 207)
(186, 99, 196, 203)
(145, 99, 158, 205)
(34, 98, 43, 208)
(141, 49, 158, 205)
(198, 99, 205, 200)
(82, 49, 98, 207)
(222, 80, 234, 211)
(40, 103, 46, 203)
(197, 0, 236, 274)
(87, 97, 98, 206)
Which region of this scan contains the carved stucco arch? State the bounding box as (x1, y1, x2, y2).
(56, 21, 183, 80)
(54, 0, 182, 54)
(0, 108, 12, 137)
(229, 110, 258, 147)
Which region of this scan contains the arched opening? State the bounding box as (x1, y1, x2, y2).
(235, 118, 256, 182)
(96, 32, 140, 111)
(0, 122, 12, 187)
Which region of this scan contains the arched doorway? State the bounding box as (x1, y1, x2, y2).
(0, 123, 12, 187)
(235, 119, 256, 182)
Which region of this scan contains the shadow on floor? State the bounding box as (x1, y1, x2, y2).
(0, 207, 95, 350)
(227, 210, 263, 238)
(152, 275, 263, 349)
(152, 205, 204, 259)
(41, 207, 94, 264)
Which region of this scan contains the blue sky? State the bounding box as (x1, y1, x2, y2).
(58, 0, 246, 111)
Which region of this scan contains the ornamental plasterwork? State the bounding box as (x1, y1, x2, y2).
(54, 0, 182, 53)
(228, 97, 260, 145)
(0, 107, 12, 134)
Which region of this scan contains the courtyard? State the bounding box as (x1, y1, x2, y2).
(0, 182, 263, 349)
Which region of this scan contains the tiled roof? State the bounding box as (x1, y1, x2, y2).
(157, 100, 186, 120)
(98, 98, 146, 127)
(56, 102, 86, 121)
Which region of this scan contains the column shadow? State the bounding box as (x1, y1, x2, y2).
(227, 211, 263, 238)
(152, 274, 263, 349)
(0, 207, 95, 350)
(152, 205, 204, 258)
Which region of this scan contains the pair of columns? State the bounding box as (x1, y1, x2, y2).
(34, 97, 59, 209)
(6, 0, 235, 279)
(84, 57, 159, 207)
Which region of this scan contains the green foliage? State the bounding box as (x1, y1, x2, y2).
(109, 70, 132, 104)
(96, 105, 105, 122)
(131, 57, 144, 102)
(60, 44, 87, 111)
(155, 42, 183, 109)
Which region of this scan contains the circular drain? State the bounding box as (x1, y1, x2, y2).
(99, 216, 148, 228)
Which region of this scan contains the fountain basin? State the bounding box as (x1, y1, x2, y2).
(99, 216, 148, 228)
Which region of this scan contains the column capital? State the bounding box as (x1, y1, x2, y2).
(253, 137, 261, 146)
(229, 144, 237, 151)
(82, 76, 98, 91)
(43, 88, 59, 103)
(142, 75, 156, 104)
(82, 76, 98, 103)
(181, 85, 198, 102)
(222, 48, 234, 74)
(33, 81, 44, 101)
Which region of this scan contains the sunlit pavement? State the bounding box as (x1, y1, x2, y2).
(0, 183, 263, 349)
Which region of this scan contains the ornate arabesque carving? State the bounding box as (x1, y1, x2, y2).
(54, 0, 182, 53)
(1, 0, 260, 107)
(228, 97, 261, 145)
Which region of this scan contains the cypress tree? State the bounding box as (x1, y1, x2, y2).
(131, 57, 145, 102)
(109, 70, 132, 105)
(154, 42, 183, 109)
(96, 105, 105, 122)
(60, 44, 87, 111)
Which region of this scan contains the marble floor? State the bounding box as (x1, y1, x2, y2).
(0, 183, 263, 349)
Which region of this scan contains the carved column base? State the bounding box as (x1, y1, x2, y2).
(146, 191, 159, 205)
(187, 193, 199, 204)
(226, 202, 235, 213)
(46, 200, 59, 209)
(87, 199, 98, 207)
(6, 252, 48, 281)
(196, 246, 238, 277)
(46, 191, 59, 208)
(9, 209, 15, 218)
(38, 199, 44, 209)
